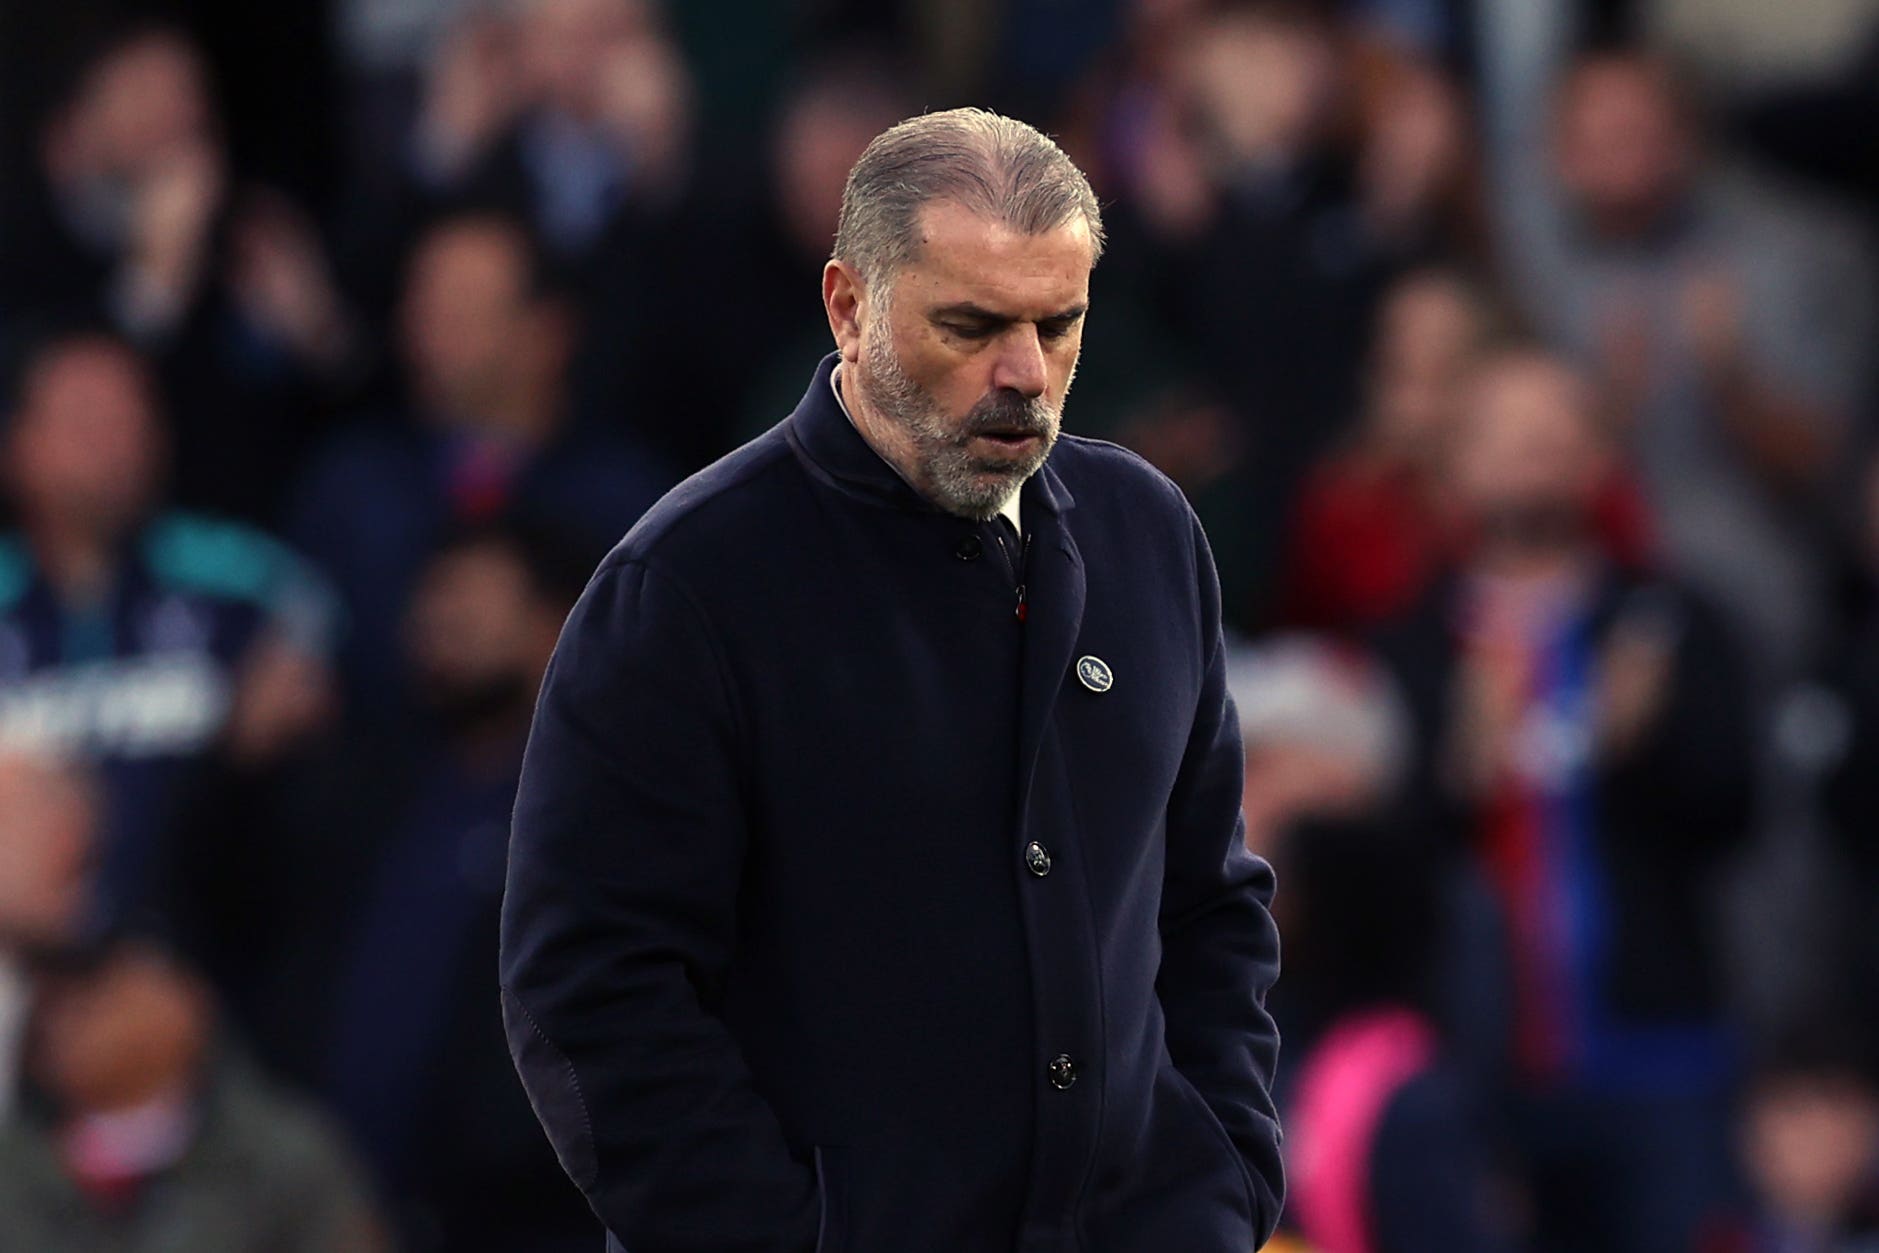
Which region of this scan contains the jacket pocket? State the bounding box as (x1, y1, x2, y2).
(813, 1145, 848, 1253)
(1169, 1069, 1259, 1225)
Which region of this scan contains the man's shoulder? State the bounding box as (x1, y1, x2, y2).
(1050, 433, 1196, 527)
(599, 423, 801, 578)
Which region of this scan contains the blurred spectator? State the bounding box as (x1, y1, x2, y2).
(403, 0, 686, 259)
(0, 21, 360, 523)
(291, 212, 666, 715)
(262, 525, 596, 1252)
(1229, 631, 1412, 1055)
(1230, 633, 1410, 865)
(1376, 348, 1755, 1253)
(1094, 3, 1484, 625)
(1283, 827, 1524, 1253)
(0, 752, 100, 1127)
(1705, 1027, 1879, 1252)
(1279, 266, 1654, 633)
(1277, 267, 1490, 631)
(1346, 33, 1487, 267)
(690, 53, 916, 448)
(0, 330, 338, 925)
(1226, 636, 1521, 1251)
(0, 940, 387, 1252)
(341, 0, 705, 449)
(1495, 45, 1874, 690)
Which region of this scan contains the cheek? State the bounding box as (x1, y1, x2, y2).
(1052, 338, 1083, 389)
(894, 333, 989, 415)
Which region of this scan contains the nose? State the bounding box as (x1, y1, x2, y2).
(990, 325, 1048, 398)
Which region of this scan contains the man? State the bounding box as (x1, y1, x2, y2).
(1375, 347, 1753, 1253)
(502, 109, 1283, 1252)
(291, 211, 667, 715)
(0, 330, 339, 926)
(1492, 45, 1873, 691)
(265, 526, 600, 1252)
(0, 938, 387, 1252)
(1, 22, 357, 522)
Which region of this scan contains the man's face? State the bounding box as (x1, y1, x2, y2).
(1556, 60, 1692, 235)
(1180, 11, 1335, 167)
(1369, 274, 1481, 458)
(400, 223, 533, 419)
(521, 0, 649, 120)
(404, 540, 550, 730)
(68, 33, 213, 182)
(6, 341, 162, 538)
(31, 947, 208, 1114)
(1743, 1072, 1879, 1224)
(775, 89, 902, 259)
(1452, 354, 1606, 546)
(846, 201, 1093, 518)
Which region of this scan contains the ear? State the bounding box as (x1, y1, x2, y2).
(823, 260, 865, 366)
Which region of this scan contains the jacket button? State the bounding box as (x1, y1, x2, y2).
(954, 535, 983, 561)
(1047, 1054, 1077, 1091)
(1024, 842, 1052, 877)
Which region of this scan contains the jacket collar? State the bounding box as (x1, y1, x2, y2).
(785, 353, 1076, 519)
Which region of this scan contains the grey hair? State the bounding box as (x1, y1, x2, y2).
(833, 107, 1105, 287)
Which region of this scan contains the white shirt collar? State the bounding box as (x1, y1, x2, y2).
(830, 365, 1023, 535)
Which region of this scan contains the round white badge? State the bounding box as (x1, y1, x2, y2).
(1075, 655, 1114, 693)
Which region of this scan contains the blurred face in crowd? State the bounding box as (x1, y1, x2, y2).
(1453, 352, 1609, 553)
(32, 950, 209, 1119)
(1742, 1070, 1879, 1227)
(48, 30, 214, 186)
(0, 754, 97, 952)
(405, 538, 561, 735)
(829, 201, 1093, 519)
(518, 0, 651, 122)
(1555, 56, 1694, 238)
(1366, 271, 1485, 465)
(593, 31, 693, 175)
(1178, 10, 1337, 169)
(401, 221, 565, 429)
(5, 338, 164, 540)
(31, 946, 210, 1114)
(775, 80, 907, 259)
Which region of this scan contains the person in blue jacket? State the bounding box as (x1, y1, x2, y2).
(501, 107, 1284, 1253)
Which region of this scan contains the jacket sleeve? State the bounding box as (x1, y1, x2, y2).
(1156, 514, 1285, 1245)
(500, 557, 820, 1252)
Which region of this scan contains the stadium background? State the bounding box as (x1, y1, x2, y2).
(0, 0, 1876, 1248)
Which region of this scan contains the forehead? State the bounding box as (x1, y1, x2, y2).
(29, 342, 147, 403)
(414, 227, 527, 291)
(897, 200, 1093, 314)
(1564, 63, 1677, 127)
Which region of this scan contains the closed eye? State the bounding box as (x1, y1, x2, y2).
(942, 320, 1002, 340)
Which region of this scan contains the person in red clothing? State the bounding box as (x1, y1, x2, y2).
(1280, 267, 1653, 634)
(1279, 266, 1492, 631)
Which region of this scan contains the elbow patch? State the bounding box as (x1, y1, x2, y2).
(502, 985, 599, 1193)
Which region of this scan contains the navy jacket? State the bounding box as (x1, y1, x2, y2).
(501, 356, 1283, 1252)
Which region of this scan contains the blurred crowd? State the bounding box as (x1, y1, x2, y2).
(0, 0, 1875, 1250)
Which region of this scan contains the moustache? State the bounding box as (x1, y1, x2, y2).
(957, 392, 1056, 442)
